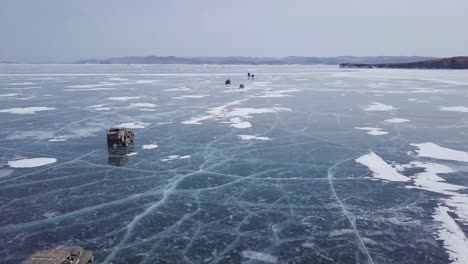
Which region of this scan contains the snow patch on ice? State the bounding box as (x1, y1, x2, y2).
(108, 96, 140, 101)
(433, 206, 468, 264)
(356, 152, 410, 182)
(355, 127, 388, 136)
(241, 250, 277, 263)
(410, 143, 468, 162)
(173, 95, 208, 99)
(163, 87, 191, 92)
(0, 107, 55, 114)
(142, 144, 158, 150)
(385, 118, 410, 123)
(161, 155, 191, 162)
(440, 106, 468, 113)
(238, 135, 272, 141)
(115, 122, 149, 129)
(8, 158, 57, 168)
(0, 93, 19, 97)
(363, 102, 397, 111)
(126, 152, 138, 156)
(130, 103, 157, 108)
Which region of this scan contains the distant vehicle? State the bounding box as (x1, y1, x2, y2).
(107, 127, 134, 147)
(239, 84, 245, 89)
(21, 246, 93, 264)
(225, 79, 231, 85)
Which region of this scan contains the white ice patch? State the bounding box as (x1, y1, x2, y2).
(108, 96, 140, 101)
(0, 107, 55, 115)
(8, 158, 57, 168)
(126, 152, 138, 156)
(440, 106, 468, 113)
(139, 108, 156, 111)
(355, 127, 388, 136)
(163, 88, 191, 92)
(115, 122, 149, 129)
(433, 206, 468, 264)
(161, 155, 191, 162)
(410, 143, 468, 163)
(241, 250, 277, 263)
(238, 135, 272, 141)
(363, 102, 397, 111)
(173, 95, 208, 99)
(130, 103, 157, 108)
(355, 152, 410, 182)
(409, 162, 463, 195)
(142, 144, 158, 150)
(65, 88, 115, 92)
(181, 99, 248, 125)
(385, 118, 410, 123)
(0, 93, 19, 97)
(7, 82, 36, 85)
(408, 99, 430, 103)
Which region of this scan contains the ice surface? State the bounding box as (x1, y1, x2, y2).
(7, 158, 57, 168)
(2, 65, 468, 264)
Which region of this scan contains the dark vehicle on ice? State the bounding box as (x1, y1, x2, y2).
(107, 127, 134, 147)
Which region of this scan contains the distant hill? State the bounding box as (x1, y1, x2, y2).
(340, 56, 468, 69)
(75, 56, 436, 65)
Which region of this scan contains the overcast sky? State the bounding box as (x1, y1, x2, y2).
(1, 0, 467, 62)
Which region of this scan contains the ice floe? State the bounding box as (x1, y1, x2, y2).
(126, 152, 138, 156)
(108, 96, 141, 101)
(238, 135, 272, 141)
(142, 144, 158, 150)
(410, 143, 468, 162)
(355, 152, 410, 182)
(385, 118, 410, 123)
(8, 158, 57, 168)
(241, 250, 277, 263)
(0, 107, 55, 114)
(354, 127, 388, 136)
(440, 106, 468, 113)
(363, 102, 397, 111)
(115, 122, 149, 129)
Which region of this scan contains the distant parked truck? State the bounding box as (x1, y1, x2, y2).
(21, 246, 93, 264)
(107, 127, 134, 147)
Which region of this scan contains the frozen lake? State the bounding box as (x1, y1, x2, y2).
(1, 64, 468, 264)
